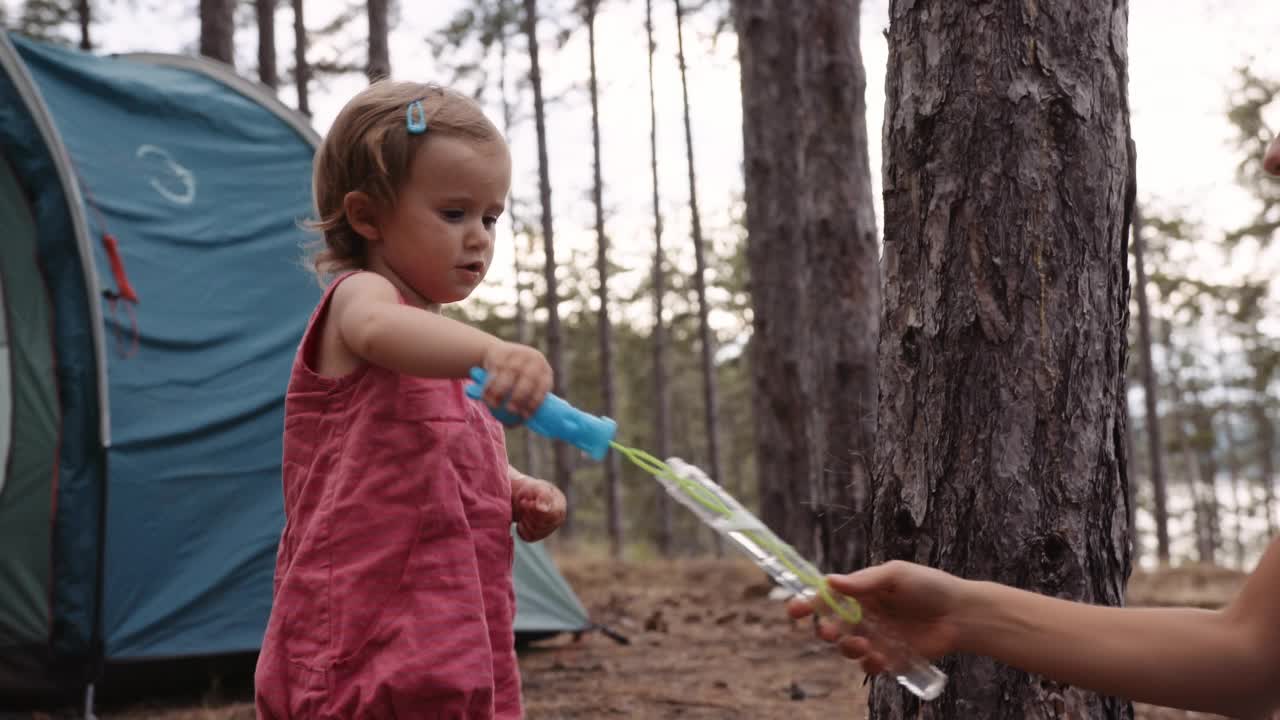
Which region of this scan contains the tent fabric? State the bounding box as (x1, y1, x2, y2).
(0, 31, 589, 698)
(512, 529, 590, 635)
(0, 35, 106, 692)
(12, 35, 322, 660)
(0, 152, 56, 655)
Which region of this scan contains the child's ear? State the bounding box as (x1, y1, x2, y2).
(343, 191, 381, 243)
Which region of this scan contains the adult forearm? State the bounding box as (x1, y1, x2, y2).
(956, 580, 1273, 717)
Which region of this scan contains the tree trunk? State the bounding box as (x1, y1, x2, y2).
(1215, 346, 1246, 568)
(585, 0, 623, 559)
(1125, 395, 1142, 564)
(732, 0, 879, 571)
(673, 0, 723, 555)
(1189, 395, 1221, 564)
(1131, 204, 1171, 564)
(1254, 401, 1277, 539)
(199, 0, 235, 67)
(497, 0, 538, 480)
(872, 2, 1134, 717)
(292, 0, 310, 116)
(645, 0, 674, 557)
(256, 0, 278, 89)
(77, 0, 90, 50)
(523, 0, 573, 534)
(366, 0, 390, 82)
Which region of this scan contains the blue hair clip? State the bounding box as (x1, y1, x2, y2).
(406, 100, 427, 134)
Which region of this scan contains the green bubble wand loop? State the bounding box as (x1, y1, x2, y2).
(464, 368, 947, 701)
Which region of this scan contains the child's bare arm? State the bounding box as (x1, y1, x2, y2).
(331, 272, 550, 415)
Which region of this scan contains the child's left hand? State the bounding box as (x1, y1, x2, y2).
(511, 473, 566, 542)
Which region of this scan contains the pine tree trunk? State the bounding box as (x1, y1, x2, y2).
(585, 0, 623, 559)
(673, 0, 723, 555)
(645, 0, 673, 557)
(732, 0, 879, 571)
(199, 0, 235, 67)
(366, 0, 390, 82)
(1131, 203, 1171, 564)
(256, 0, 278, 89)
(291, 0, 311, 114)
(498, 0, 538, 480)
(292, 0, 310, 116)
(1215, 347, 1246, 568)
(1189, 397, 1221, 564)
(523, 0, 573, 534)
(1254, 401, 1277, 538)
(872, 1, 1134, 717)
(77, 0, 90, 50)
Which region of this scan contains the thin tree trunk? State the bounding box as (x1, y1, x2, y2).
(256, 0, 278, 89)
(1164, 333, 1218, 565)
(77, 0, 90, 50)
(523, 0, 572, 535)
(645, 0, 674, 557)
(585, 0, 623, 559)
(673, 0, 723, 555)
(1214, 344, 1246, 568)
(497, 0, 537, 480)
(1189, 395, 1221, 564)
(871, 1, 1134, 717)
(1125, 395, 1142, 564)
(732, 0, 879, 571)
(1255, 401, 1277, 539)
(366, 0, 390, 82)
(199, 0, 235, 67)
(292, 0, 310, 116)
(1132, 203, 1171, 563)
(1221, 405, 1246, 568)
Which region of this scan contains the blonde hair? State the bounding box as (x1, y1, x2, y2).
(308, 81, 504, 277)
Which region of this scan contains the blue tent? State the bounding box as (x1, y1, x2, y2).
(0, 33, 588, 706)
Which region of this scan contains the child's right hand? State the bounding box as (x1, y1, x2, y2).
(480, 341, 553, 418)
(787, 560, 965, 675)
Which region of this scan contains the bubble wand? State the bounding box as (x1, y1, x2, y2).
(465, 368, 947, 701)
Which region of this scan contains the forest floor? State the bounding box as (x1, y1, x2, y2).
(34, 552, 1249, 720)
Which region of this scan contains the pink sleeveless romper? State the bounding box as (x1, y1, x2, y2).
(255, 272, 522, 719)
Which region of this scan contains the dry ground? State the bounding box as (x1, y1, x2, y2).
(26, 553, 1248, 719)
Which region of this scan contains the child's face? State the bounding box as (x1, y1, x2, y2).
(374, 135, 512, 307)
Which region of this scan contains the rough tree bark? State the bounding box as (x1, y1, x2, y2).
(732, 0, 879, 570)
(871, 1, 1135, 717)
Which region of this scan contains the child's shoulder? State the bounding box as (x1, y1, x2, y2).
(328, 270, 398, 311)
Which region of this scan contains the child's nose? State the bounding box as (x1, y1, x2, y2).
(1265, 132, 1280, 177)
(465, 221, 491, 249)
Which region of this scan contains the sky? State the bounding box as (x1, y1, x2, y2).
(5, 0, 1280, 330)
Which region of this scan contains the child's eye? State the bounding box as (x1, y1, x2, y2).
(441, 209, 465, 222)
(483, 215, 499, 229)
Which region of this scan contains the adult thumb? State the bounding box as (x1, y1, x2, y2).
(826, 563, 896, 597)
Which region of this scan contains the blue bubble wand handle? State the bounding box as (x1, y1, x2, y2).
(463, 368, 618, 460)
